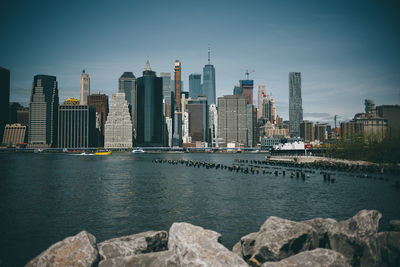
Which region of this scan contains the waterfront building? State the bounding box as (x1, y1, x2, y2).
(58, 104, 96, 148)
(80, 70, 90, 105)
(136, 61, 164, 147)
(240, 79, 254, 104)
(160, 72, 172, 117)
(233, 85, 241, 95)
(186, 97, 208, 143)
(189, 73, 202, 99)
(202, 48, 216, 105)
(104, 93, 132, 148)
(209, 104, 218, 147)
(376, 105, 400, 139)
(9, 103, 29, 128)
(289, 72, 303, 137)
(28, 75, 59, 147)
(300, 120, 315, 142)
(314, 122, 328, 142)
(257, 85, 267, 119)
(2, 123, 26, 146)
(87, 93, 109, 145)
(217, 95, 247, 147)
(0, 67, 10, 143)
(166, 117, 172, 147)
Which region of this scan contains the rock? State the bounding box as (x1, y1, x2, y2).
(249, 216, 318, 265)
(168, 222, 248, 267)
(260, 248, 351, 267)
(232, 232, 258, 261)
(374, 231, 400, 267)
(389, 220, 400, 231)
(343, 209, 381, 237)
(98, 250, 179, 267)
(98, 230, 168, 260)
(303, 218, 337, 248)
(26, 231, 98, 267)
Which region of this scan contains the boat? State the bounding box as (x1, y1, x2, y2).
(132, 148, 145, 153)
(95, 149, 112, 155)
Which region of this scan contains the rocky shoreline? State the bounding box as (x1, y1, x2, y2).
(26, 210, 400, 267)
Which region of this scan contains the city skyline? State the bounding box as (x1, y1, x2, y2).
(1, 0, 399, 125)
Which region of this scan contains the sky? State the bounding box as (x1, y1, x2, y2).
(1, 0, 399, 125)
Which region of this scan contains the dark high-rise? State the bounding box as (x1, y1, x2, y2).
(87, 93, 109, 146)
(187, 97, 208, 142)
(289, 72, 303, 137)
(202, 48, 216, 105)
(118, 72, 137, 134)
(28, 75, 59, 147)
(239, 79, 254, 104)
(189, 73, 202, 99)
(136, 61, 164, 147)
(0, 67, 10, 143)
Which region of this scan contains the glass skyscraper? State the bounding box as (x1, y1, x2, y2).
(119, 72, 136, 135)
(189, 73, 202, 99)
(202, 49, 216, 105)
(289, 72, 303, 137)
(0, 67, 10, 143)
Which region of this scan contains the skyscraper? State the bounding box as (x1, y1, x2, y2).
(118, 72, 136, 136)
(28, 75, 59, 147)
(0, 67, 10, 143)
(136, 61, 164, 147)
(173, 60, 182, 146)
(160, 72, 172, 116)
(189, 73, 202, 99)
(80, 70, 90, 105)
(263, 95, 275, 123)
(202, 48, 216, 105)
(186, 97, 208, 143)
(289, 72, 303, 137)
(209, 104, 218, 147)
(87, 93, 109, 146)
(257, 85, 267, 119)
(239, 79, 254, 104)
(300, 120, 314, 142)
(104, 93, 132, 148)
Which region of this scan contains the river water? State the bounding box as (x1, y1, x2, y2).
(0, 152, 399, 266)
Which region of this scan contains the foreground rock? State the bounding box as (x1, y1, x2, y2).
(389, 220, 400, 231)
(98, 230, 168, 260)
(99, 250, 179, 267)
(374, 231, 400, 267)
(26, 231, 98, 267)
(261, 248, 351, 267)
(169, 222, 248, 267)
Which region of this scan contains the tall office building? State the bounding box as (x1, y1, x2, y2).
(247, 104, 256, 147)
(136, 61, 164, 147)
(257, 85, 267, 119)
(104, 93, 132, 148)
(240, 79, 254, 105)
(58, 103, 96, 148)
(160, 72, 172, 116)
(0, 67, 10, 143)
(186, 97, 208, 142)
(263, 95, 275, 123)
(87, 93, 109, 145)
(202, 48, 216, 105)
(189, 73, 202, 99)
(289, 72, 303, 137)
(300, 120, 314, 142)
(80, 70, 90, 105)
(28, 75, 59, 147)
(217, 95, 247, 147)
(173, 60, 182, 146)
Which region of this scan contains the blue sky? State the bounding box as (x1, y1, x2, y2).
(1, 0, 399, 125)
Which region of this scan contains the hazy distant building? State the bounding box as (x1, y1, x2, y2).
(189, 73, 202, 99)
(240, 79, 254, 104)
(105, 93, 132, 148)
(217, 95, 247, 147)
(136, 61, 164, 147)
(376, 105, 400, 139)
(160, 72, 172, 117)
(257, 85, 267, 119)
(2, 123, 26, 146)
(314, 122, 328, 142)
(0, 67, 10, 143)
(28, 75, 59, 147)
(58, 104, 96, 148)
(203, 48, 216, 105)
(263, 95, 275, 124)
(87, 93, 109, 146)
(233, 85, 241, 95)
(289, 72, 303, 137)
(300, 120, 314, 142)
(186, 97, 208, 143)
(80, 70, 90, 105)
(364, 99, 375, 113)
(17, 107, 29, 126)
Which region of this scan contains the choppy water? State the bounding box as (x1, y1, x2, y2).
(0, 152, 399, 266)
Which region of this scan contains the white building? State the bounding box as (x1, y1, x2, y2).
(209, 104, 218, 147)
(104, 93, 132, 148)
(80, 70, 90, 105)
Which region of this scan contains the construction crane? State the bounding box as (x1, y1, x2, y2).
(245, 69, 255, 80)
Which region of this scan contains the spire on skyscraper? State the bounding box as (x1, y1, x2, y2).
(208, 46, 211, 65)
(145, 60, 151, 71)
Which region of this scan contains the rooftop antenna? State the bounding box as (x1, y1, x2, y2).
(208, 46, 211, 65)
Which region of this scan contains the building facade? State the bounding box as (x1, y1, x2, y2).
(189, 73, 202, 99)
(2, 123, 26, 146)
(203, 49, 216, 105)
(247, 104, 256, 147)
(314, 122, 328, 142)
(263, 95, 275, 123)
(58, 104, 96, 148)
(300, 120, 314, 142)
(28, 75, 59, 147)
(87, 93, 109, 146)
(104, 93, 132, 148)
(136, 62, 164, 147)
(240, 79, 254, 104)
(80, 70, 90, 105)
(289, 72, 303, 137)
(0, 67, 10, 143)
(376, 105, 400, 139)
(257, 85, 267, 119)
(186, 97, 208, 143)
(217, 95, 247, 147)
(209, 104, 218, 147)
(160, 72, 172, 117)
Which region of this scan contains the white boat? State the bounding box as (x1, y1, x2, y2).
(132, 149, 145, 153)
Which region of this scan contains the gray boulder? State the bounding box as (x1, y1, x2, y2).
(98, 250, 179, 267)
(249, 216, 318, 265)
(389, 220, 400, 231)
(261, 248, 351, 267)
(26, 231, 98, 267)
(168, 222, 248, 267)
(374, 231, 400, 267)
(232, 232, 258, 261)
(98, 230, 168, 260)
